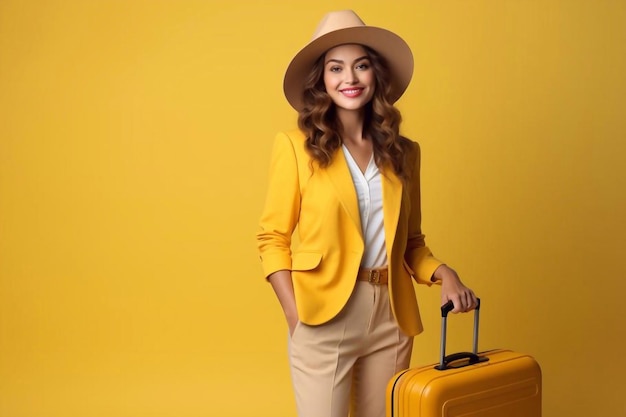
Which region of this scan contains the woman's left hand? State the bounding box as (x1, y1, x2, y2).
(432, 264, 478, 313)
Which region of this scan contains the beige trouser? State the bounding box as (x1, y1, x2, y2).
(288, 281, 413, 417)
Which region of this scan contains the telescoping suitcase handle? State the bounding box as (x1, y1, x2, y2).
(436, 298, 489, 371)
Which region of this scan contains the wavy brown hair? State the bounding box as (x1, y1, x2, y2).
(297, 45, 413, 182)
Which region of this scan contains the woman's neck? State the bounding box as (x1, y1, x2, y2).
(336, 108, 366, 144)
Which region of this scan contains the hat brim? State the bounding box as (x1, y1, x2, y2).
(283, 26, 414, 111)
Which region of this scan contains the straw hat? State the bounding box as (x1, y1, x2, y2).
(283, 10, 414, 111)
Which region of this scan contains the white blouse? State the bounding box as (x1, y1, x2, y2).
(342, 145, 387, 269)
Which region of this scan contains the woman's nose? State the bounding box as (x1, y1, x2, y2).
(345, 69, 358, 84)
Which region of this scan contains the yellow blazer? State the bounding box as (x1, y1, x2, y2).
(257, 130, 442, 336)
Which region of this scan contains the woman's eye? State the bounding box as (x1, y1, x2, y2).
(356, 63, 370, 70)
(330, 66, 342, 72)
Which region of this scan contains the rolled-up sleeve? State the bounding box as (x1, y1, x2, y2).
(256, 132, 301, 279)
(404, 141, 443, 286)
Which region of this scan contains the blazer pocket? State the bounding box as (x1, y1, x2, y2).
(292, 251, 322, 271)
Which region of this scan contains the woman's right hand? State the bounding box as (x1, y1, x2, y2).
(287, 313, 299, 337)
(268, 270, 299, 336)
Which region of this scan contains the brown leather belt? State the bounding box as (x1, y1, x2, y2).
(357, 267, 388, 285)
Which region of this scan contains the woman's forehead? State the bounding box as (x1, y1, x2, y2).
(324, 44, 369, 59)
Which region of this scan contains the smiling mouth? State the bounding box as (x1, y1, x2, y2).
(340, 88, 364, 98)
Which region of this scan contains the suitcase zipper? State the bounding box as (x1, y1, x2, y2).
(389, 369, 412, 417)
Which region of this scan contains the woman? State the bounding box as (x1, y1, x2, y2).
(256, 10, 478, 417)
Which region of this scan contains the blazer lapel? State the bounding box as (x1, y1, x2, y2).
(381, 166, 403, 255)
(323, 149, 362, 236)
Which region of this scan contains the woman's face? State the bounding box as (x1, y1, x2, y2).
(323, 44, 375, 112)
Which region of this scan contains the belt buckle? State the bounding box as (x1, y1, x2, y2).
(368, 269, 381, 284)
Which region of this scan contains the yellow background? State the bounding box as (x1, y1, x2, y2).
(1, 1, 624, 416)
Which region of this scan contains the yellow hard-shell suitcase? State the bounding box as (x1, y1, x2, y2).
(386, 300, 542, 416)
